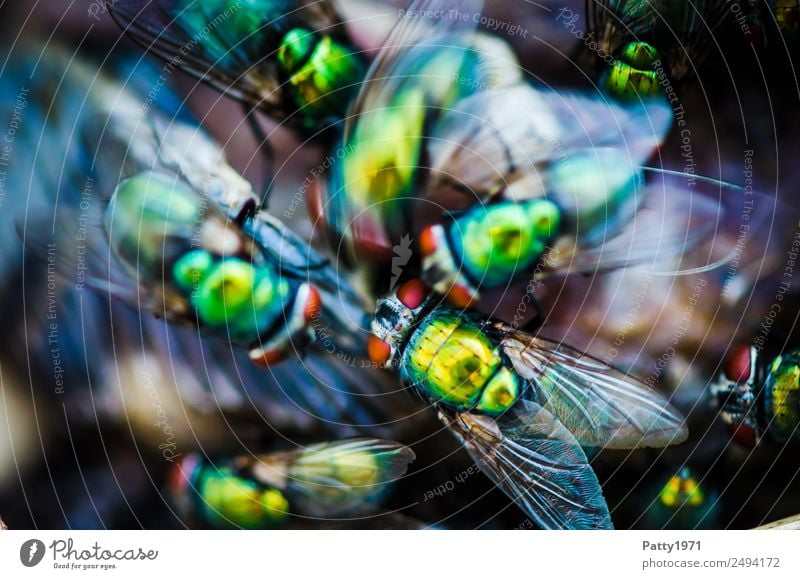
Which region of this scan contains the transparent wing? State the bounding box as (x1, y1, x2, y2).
(440, 402, 613, 530)
(426, 85, 672, 204)
(242, 209, 374, 356)
(250, 438, 414, 518)
(244, 210, 343, 287)
(161, 325, 416, 436)
(344, 0, 485, 136)
(107, 0, 343, 114)
(539, 170, 775, 279)
(18, 200, 155, 313)
(496, 324, 688, 449)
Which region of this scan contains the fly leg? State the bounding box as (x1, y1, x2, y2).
(243, 103, 276, 208)
(233, 197, 258, 226)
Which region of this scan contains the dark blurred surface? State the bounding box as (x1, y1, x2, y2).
(0, 0, 798, 530)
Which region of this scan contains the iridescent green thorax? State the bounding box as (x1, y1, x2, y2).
(343, 45, 481, 201)
(450, 200, 561, 288)
(763, 351, 800, 444)
(603, 42, 663, 101)
(401, 311, 519, 416)
(174, 253, 290, 343)
(108, 172, 291, 345)
(277, 28, 365, 129)
(192, 464, 290, 529)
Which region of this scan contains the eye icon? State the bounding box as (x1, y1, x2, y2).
(20, 539, 46, 567)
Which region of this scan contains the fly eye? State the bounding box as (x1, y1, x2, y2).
(368, 335, 393, 367)
(725, 346, 752, 383)
(168, 454, 198, 496)
(397, 279, 427, 309)
(418, 226, 439, 256)
(278, 28, 314, 72)
(302, 285, 322, 323)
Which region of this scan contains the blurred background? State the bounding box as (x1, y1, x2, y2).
(0, 0, 798, 529)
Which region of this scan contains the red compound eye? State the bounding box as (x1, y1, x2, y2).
(250, 347, 288, 367)
(306, 178, 326, 229)
(397, 278, 427, 309)
(725, 346, 752, 383)
(168, 454, 198, 496)
(368, 335, 392, 366)
(447, 284, 476, 309)
(418, 225, 439, 256)
(303, 285, 322, 323)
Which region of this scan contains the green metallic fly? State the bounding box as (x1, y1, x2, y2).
(170, 439, 415, 528)
(585, 0, 733, 99)
(416, 84, 744, 307)
(106, 0, 368, 201)
(368, 279, 689, 529)
(107, 0, 365, 138)
(317, 0, 746, 307)
(7, 39, 417, 444)
(712, 345, 800, 447)
(22, 42, 369, 367)
(312, 0, 522, 270)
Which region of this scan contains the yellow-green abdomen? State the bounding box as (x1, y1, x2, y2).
(764, 352, 800, 444)
(401, 311, 519, 416)
(195, 465, 290, 529)
(278, 29, 364, 130)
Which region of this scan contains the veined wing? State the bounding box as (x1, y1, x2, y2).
(330, 0, 520, 261)
(246, 438, 414, 518)
(440, 402, 613, 529)
(496, 324, 688, 449)
(107, 0, 344, 115)
(536, 170, 775, 279)
(426, 84, 672, 203)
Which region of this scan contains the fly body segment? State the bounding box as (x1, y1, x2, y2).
(314, 0, 752, 306)
(4, 39, 412, 441)
(3, 0, 797, 533)
(418, 84, 755, 307)
(642, 467, 720, 530)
